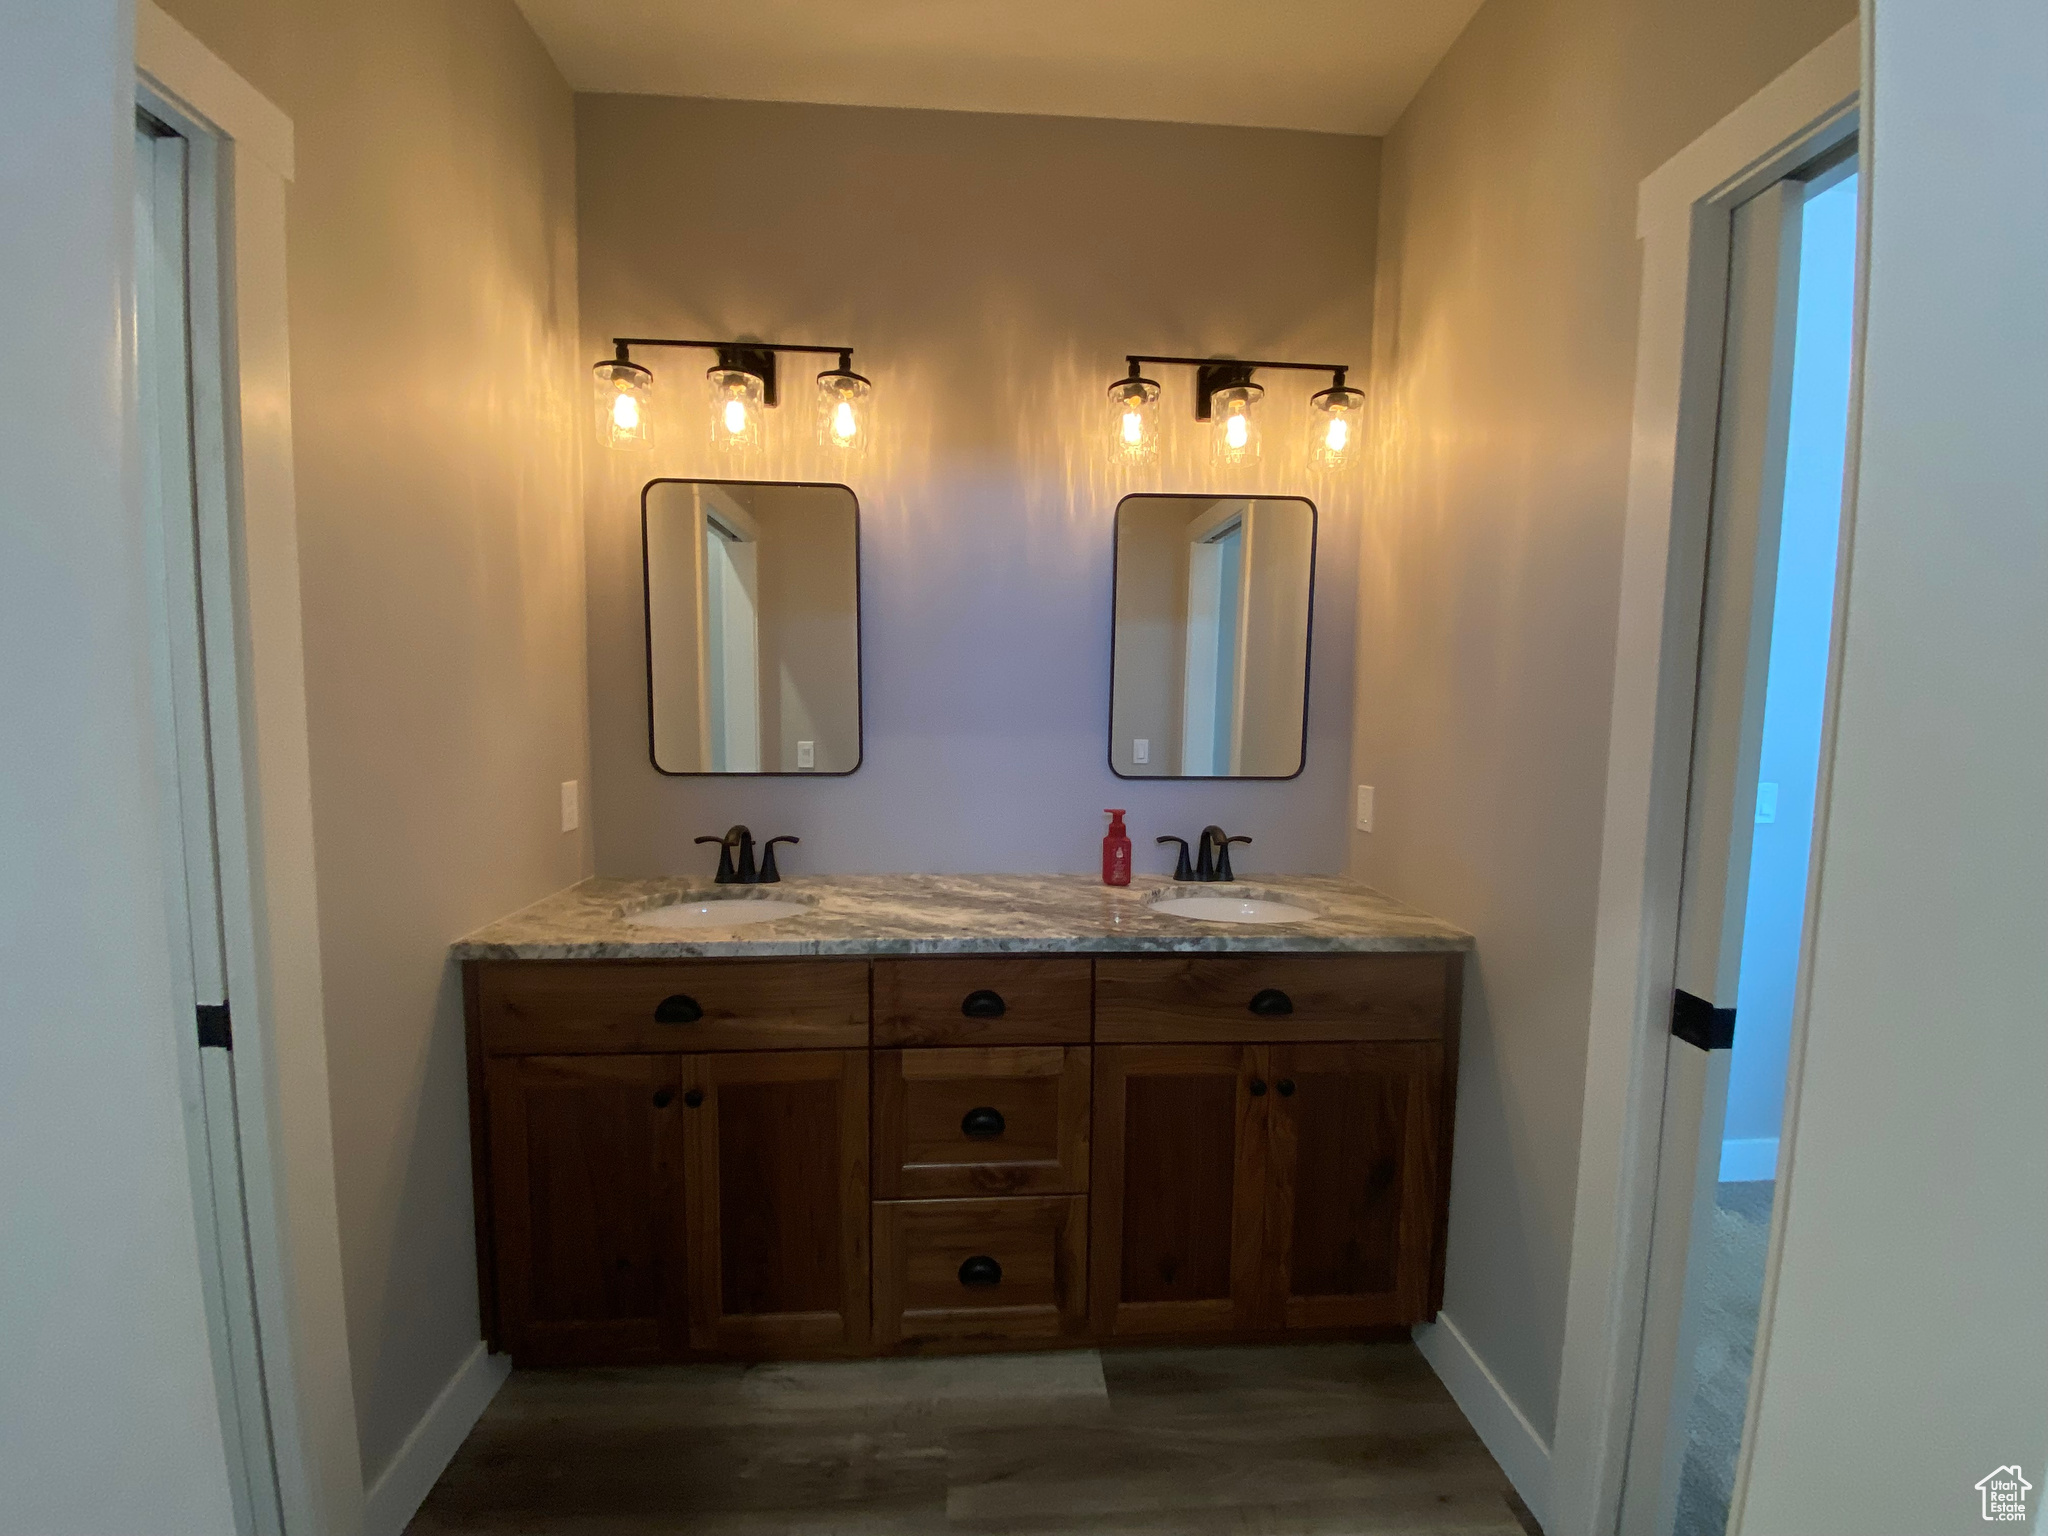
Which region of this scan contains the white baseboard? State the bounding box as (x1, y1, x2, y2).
(360, 1341, 509, 1536)
(1415, 1313, 1552, 1530)
(1717, 1136, 1780, 1183)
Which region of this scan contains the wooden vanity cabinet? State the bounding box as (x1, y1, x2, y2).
(466, 946, 1460, 1365)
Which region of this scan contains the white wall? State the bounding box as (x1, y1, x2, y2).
(0, 2, 240, 1530)
(1740, 1, 2048, 1529)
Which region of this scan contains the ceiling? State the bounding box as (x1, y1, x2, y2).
(513, 0, 1485, 137)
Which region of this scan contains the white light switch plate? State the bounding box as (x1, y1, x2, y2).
(560, 779, 580, 833)
(1756, 781, 1778, 824)
(797, 740, 815, 770)
(1356, 785, 1374, 833)
(1133, 738, 1150, 765)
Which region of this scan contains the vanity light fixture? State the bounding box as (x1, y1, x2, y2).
(591, 337, 870, 454)
(1114, 353, 1356, 473)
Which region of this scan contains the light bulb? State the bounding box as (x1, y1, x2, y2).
(1307, 376, 1364, 470)
(1209, 381, 1263, 466)
(592, 356, 653, 448)
(1106, 374, 1161, 464)
(815, 362, 872, 451)
(706, 366, 765, 452)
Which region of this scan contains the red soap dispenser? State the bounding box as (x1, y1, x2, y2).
(1102, 809, 1133, 886)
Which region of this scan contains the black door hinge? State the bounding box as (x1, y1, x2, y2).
(197, 1002, 232, 1051)
(1671, 989, 1735, 1051)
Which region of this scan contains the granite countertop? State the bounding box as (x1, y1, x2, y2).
(450, 873, 1472, 960)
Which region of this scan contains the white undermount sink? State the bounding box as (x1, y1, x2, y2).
(1147, 891, 1317, 925)
(624, 897, 811, 930)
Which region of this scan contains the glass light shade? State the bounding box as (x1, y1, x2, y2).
(706, 367, 765, 452)
(1308, 383, 1365, 469)
(593, 359, 653, 448)
(1209, 382, 1264, 467)
(815, 368, 872, 451)
(1107, 376, 1161, 464)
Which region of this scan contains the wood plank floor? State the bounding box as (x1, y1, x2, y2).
(407, 1342, 1539, 1535)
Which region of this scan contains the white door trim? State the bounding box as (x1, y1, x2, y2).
(136, 8, 365, 1535)
(1546, 22, 1861, 1536)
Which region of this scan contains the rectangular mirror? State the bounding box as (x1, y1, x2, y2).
(644, 478, 861, 774)
(1109, 494, 1315, 778)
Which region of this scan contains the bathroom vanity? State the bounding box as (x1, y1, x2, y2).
(454, 875, 1471, 1366)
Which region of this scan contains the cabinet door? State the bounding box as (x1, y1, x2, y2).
(681, 1049, 870, 1355)
(485, 1054, 685, 1363)
(1263, 1042, 1444, 1329)
(1090, 1044, 1270, 1336)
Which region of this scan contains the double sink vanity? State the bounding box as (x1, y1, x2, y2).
(453, 872, 1472, 1367)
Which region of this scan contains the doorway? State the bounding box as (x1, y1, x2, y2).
(1620, 154, 1860, 1536)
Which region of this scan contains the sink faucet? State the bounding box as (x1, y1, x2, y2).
(1159, 827, 1253, 882)
(695, 824, 756, 885)
(1195, 825, 1253, 882)
(693, 826, 801, 885)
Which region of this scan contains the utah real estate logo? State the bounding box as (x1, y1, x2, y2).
(1975, 1464, 2031, 1523)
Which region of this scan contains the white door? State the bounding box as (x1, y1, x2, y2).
(136, 112, 287, 1536)
(1620, 155, 1859, 1536)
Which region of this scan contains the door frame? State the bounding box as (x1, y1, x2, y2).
(1548, 20, 1865, 1536)
(135, 8, 364, 1535)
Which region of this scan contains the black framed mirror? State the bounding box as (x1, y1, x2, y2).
(1108, 493, 1315, 779)
(642, 478, 862, 775)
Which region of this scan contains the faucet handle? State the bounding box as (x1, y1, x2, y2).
(694, 834, 738, 885)
(759, 836, 800, 884)
(1219, 834, 1252, 883)
(1155, 836, 1193, 883)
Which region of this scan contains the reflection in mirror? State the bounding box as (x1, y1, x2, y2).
(1110, 495, 1314, 778)
(643, 479, 861, 774)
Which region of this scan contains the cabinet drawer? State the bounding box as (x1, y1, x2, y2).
(873, 1047, 1089, 1198)
(873, 1196, 1088, 1349)
(874, 957, 1091, 1046)
(1094, 954, 1451, 1044)
(477, 960, 869, 1055)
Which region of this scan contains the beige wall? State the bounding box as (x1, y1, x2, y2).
(1110, 498, 1199, 776)
(744, 485, 862, 773)
(1237, 501, 1315, 776)
(1350, 0, 1854, 1444)
(579, 96, 1375, 876)
(147, 0, 589, 1485)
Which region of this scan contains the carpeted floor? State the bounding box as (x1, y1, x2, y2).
(1673, 1180, 1775, 1535)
